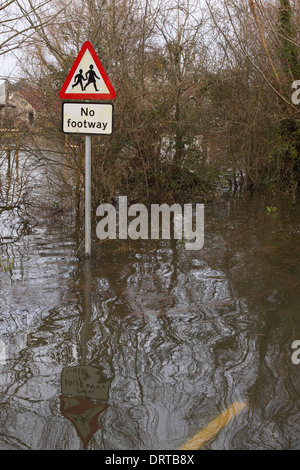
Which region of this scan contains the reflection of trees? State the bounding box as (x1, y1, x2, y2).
(1, 196, 300, 449)
(84, 238, 256, 449)
(201, 196, 300, 449)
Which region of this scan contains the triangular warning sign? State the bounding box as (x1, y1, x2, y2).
(59, 395, 109, 449)
(59, 41, 116, 100)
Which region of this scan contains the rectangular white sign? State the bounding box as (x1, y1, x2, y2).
(62, 102, 113, 134)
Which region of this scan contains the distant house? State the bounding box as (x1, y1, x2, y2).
(8, 87, 38, 126)
(0, 80, 36, 128)
(0, 81, 17, 128)
(0, 80, 59, 129)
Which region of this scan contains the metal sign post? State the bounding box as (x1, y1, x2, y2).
(62, 104, 113, 257)
(59, 42, 116, 257)
(85, 135, 92, 256)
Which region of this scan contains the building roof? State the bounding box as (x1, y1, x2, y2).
(6, 80, 60, 114)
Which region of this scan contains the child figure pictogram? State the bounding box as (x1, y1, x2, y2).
(84, 64, 100, 91)
(72, 69, 86, 90)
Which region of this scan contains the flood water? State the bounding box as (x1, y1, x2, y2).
(1, 194, 300, 450)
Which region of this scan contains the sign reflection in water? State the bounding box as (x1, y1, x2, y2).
(59, 259, 111, 450)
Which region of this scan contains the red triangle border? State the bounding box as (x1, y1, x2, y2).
(59, 41, 116, 100)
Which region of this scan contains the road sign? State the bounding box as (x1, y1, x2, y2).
(61, 366, 111, 401)
(62, 102, 113, 135)
(59, 41, 116, 100)
(59, 395, 109, 449)
(59, 42, 116, 257)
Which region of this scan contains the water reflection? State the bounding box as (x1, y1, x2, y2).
(0, 340, 6, 365)
(0, 195, 300, 449)
(59, 260, 111, 450)
(60, 366, 110, 450)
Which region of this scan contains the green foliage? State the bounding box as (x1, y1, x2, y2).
(0, 256, 14, 276)
(278, 0, 300, 77)
(16, 0, 300, 212)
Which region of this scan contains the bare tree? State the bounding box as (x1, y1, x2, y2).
(0, 0, 72, 61)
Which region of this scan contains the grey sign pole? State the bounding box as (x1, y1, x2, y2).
(85, 135, 92, 256)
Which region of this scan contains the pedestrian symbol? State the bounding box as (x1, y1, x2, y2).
(84, 65, 100, 91)
(72, 69, 86, 91)
(72, 65, 101, 92)
(59, 41, 116, 100)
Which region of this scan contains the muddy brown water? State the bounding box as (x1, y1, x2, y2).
(0, 194, 300, 450)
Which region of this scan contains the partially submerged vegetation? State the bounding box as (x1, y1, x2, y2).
(0, 0, 300, 227)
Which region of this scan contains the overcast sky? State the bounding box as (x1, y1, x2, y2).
(0, 0, 216, 85)
(0, 51, 21, 83)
